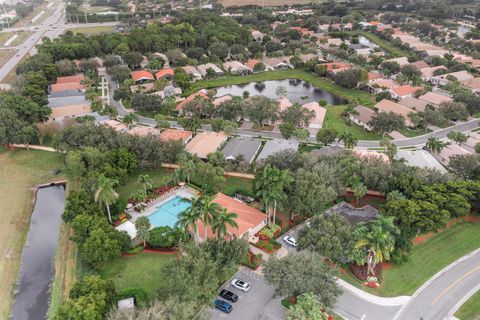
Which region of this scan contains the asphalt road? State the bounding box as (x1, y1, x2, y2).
(393, 249, 480, 320)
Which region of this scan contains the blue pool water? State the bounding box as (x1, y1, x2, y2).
(147, 196, 191, 228)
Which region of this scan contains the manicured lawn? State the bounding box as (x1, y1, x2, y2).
(455, 291, 480, 320)
(341, 221, 480, 297)
(323, 105, 383, 140)
(398, 127, 432, 138)
(0, 148, 65, 319)
(101, 252, 175, 299)
(118, 166, 253, 199)
(222, 176, 253, 196)
(66, 25, 115, 35)
(117, 167, 173, 200)
(190, 70, 375, 107)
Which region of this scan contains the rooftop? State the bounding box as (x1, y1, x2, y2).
(185, 131, 228, 159)
(56, 74, 85, 84)
(325, 202, 379, 225)
(221, 137, 262, 164)
(159, 129, 192, 143)
(418, 92, 453, 106)
(256, 139, 299, 162)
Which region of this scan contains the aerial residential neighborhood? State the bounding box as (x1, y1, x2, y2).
(1, 0, 480, 320)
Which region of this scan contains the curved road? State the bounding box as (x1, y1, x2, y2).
(335, 249, 480, 320)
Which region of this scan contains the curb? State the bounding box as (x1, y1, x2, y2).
(337, 279, 410, 306)
(447, 282, 480, 320)
(393, 248, 480, 320)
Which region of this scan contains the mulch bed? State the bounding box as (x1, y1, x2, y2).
(412, 215, 480, 245)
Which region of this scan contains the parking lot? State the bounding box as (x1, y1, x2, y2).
(210, 268, 286, 320)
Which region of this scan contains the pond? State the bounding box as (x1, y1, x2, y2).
(214, 79, 348, 105)
(10, 184, 66, 320)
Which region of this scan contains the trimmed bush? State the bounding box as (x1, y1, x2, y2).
(259, 224, 281, 240)
(117, 287, 148, 308)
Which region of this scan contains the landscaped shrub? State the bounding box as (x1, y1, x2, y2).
(117, 287, 148, 308)
(127, 246, 144, 255)
(259, 224, 281, 240)
(148, 226, 185, 248)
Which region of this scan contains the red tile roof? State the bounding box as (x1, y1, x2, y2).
(244, 59, 260, 70)
(130, 70, 154, 82)
(322, 62, 351, 71)
(51, 82, 85, 92)
(155, 68, 174, 79)
(391, 85, 423, 97)
(176, 91, 209, 111)
(159, 129, 192, 143)
(196, 192, 268, 239)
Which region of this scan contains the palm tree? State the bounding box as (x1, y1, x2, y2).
(137, 174, 153, 199)
(176, 197, 202, 246)
(122, 113, 138, 129)
(350, 216, 399, 277)
(426, 137, 447, 153)
(338, 131, 358, 149)
(198, 195, 222, 241)
(447, 131, 468, 145)
(211, 208, 238, 239)
(94, 175, 119, 224)
(254, 164, 293, 226)
(344, 104, 359, 118)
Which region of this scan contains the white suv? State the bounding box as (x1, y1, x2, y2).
(231, 279, 250, 292)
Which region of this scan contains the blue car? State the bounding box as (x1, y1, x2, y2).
(214, 299, 233, 313)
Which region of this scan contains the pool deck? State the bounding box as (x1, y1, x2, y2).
(128, 186, 197, 226)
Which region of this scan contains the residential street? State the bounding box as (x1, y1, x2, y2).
(393, 249, 480, 320)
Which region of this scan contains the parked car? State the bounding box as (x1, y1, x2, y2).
(233, 192, 254, 204)
(214, 299, 233, 313)
(283, 235, 298, 247)
(231, 279, 250, 292)
(220, 289, 238, 302)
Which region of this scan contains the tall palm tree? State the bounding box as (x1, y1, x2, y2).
(426, 137, 447, 154)
(349, 216, 399, 277)
(211, 208, 238, 239)
(94, 175, 119, 224)
(176, 197, 202, 246)
(198, 195, 222, 241)
(137, 174, 153, 199)
(254, 164, 293, 226)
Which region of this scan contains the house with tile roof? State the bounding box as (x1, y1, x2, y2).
(398, 97, 429, 112)
(130, 70, 155, 83)
(182, 66, 202, 80)
(431, 70, 474, 86)
(350, 105, 375, 131)
(197, 63, 224, 77)
(159, 129, 192, 144)
(56, 75, 86, 84)
(175, 91, 209, 112)
(128, 126, 161, 137)
(223, 61, 252, 75)
(390, 85, 423, 100)
(374, 99, 416, 127)
(420, 66, 447, 81)
(51, 82, 85, 93)
(302, 101, 326, 129)
(418, 92, 453, 107)
(256, 139, 299, 162)
(263, 57, 291, 70)
(185, 131, 228, 159)
(196, 193, 268, 242)
(155, 68, 174, 80)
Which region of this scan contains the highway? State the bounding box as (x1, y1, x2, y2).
(0, 1, 65, 82)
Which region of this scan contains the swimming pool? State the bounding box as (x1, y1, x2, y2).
(147, 196, 191, 228)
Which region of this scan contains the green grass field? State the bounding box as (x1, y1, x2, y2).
(341, 221, 480, 297)
(101, 252, 175, 298)
(117, 167, 173, 200)
(67, 26, 115, 35)
(323, 105, 383, 140)
(0, 148, 65, 319)
(190, 70, 375, 107)
(455, 291, 480, 320)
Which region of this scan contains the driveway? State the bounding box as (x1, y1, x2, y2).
(210, 268, 286, 320)
(275, 222, 307, 254)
